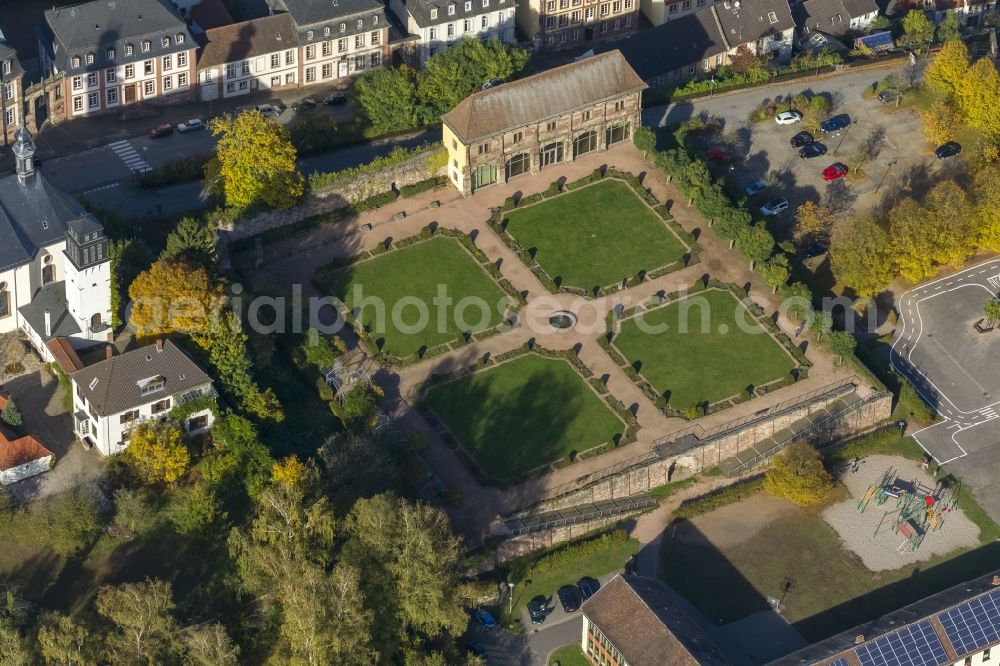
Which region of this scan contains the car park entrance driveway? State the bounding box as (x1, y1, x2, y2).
(892, 258, 1000, 465)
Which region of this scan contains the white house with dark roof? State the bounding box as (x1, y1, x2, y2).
(271, 0, 390, 85)
(387, 0, 517, 65)
(0, 126, 112, 360)
(794, 0, 879, 39)
(69, 339, 216, 456)
(37, 0, 197, 118)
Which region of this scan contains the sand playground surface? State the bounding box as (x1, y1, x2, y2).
(822, 454, 980, 571)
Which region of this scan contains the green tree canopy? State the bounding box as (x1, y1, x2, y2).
(830, 215, 895, 297)
(418, 39, 530, 118)
(828, 330, 857, 361)
(159, 216, 217, 268)
(902, 9, 934, 44)
(95, 579, 179, 665)
(353, 66, 421, 134)
(936, 11, 962, 42)
(764, 441, 834, 505)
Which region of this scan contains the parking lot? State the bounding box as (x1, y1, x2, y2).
(651, 62, 963, 239)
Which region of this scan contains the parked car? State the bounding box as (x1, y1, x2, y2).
(822, 163, 848, 181)
(760, 197, 789, 216)
(466, 642, 488, 659)
(324, 93, 348, 106)
(557, 585, 581, 613)
(291, 97, 317, 111)
(577, 577, 600, 602)
(707, 146, 729, 162)
(256, 103, 279, 118)
(527, 598, 546, 624)
(877, 89, 899, 104)
(744, 179, 767, 197)
(269, 99, 288, 112)
(819, 114, 851, 134)
(790, 131, 813, 148)
(800, 242, 829, 258)
(149, 123, 173, 139)
(799, 143, 827, 159)
(482, 77, 504, 90)
(473, 608, 496, 629)
(176, 118, 204, 133)
(775, 110, 803, 125)
(934, 141, 961, 159)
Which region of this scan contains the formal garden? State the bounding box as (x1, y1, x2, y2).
(422, 348, 637, 482)
(314, 231, 521, 362)
(498, 176, 696, 294)
(606, 286, 805, 416)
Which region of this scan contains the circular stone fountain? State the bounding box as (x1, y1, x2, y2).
(548, 310, 579, 330)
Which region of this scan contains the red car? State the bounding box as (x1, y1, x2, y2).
(822, 164, 848, 181)
(149, 123, 173, 139)
(707, 146, 729, 162)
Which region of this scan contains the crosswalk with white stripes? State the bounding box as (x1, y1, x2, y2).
(108, 139, 152, 173)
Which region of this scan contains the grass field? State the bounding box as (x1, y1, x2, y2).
(424, 355, 623, 480)
(661, 436, 1000, 642)
(319, 237, 508, 357)
(548, 643, 590, 666)
(613, 289, 796, 408)
(503, 179, 688, 290)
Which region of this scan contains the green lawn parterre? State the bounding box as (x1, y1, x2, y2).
(613, 289, 796, 409)
(424, 354, 624, 480)
(503, 179, 688, 290)
(318, 236, 510, 357)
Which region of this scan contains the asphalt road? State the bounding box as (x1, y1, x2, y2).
(66, 128, 440, 218)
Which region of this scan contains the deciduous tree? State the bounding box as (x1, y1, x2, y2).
(37, 611, 96, 666)
(763, 441, 833, 505)
(736, 223, 775, 269)
(418, 40, 530, 117)
(919, 100, 962, 146)
(122, 421, 190, 485)
(211, 110, 304, 210)
(830, 215, 895, 297)
(794, 200, 835, 244)
(936, 11, 962, 42)
(890, 181, 975, 283)
(828, 330, 857, 362)
(353, 66, 420, 134)
(330, 383, 384, 432)
(957, 58, 1000, 140)
(0, 397, 21, 428)
(128, 259, 223, 339)
(95, 579, 179, 666)
(925, 39, 970, 98)
(0, 623, 31, 666)
(760, 254, 790, 292)
(182, 623, 239, 666)
(973, 166, 1000, 251)
(984, 299, 1000, 326)
(902, 9, 934, 45)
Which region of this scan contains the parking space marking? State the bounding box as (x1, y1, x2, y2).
(108, 140, 152, 173)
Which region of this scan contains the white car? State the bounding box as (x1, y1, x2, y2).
(176, 118, 204, 133)
(760, 197, 790, 216)
(775, 111, 803, 125)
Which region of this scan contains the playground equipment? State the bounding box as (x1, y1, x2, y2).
(866, 466, 963, 552)
(319, 349, 374, 402)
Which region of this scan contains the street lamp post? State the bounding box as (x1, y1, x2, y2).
(507, 581, 515, 616)
(709, 77, 716, 97)
(875, 157, 898, 195)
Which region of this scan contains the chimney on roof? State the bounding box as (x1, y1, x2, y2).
(105, 346, 113, 360)
(44, 309, 52, 337)
(993, 575, 1000, 586)
(155, 339, 164, 352)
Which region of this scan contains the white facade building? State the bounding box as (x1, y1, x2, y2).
(0, 127, 112, 361)
(69, 340, 216, 457)
(389, 0, 517, 65)
(197, 14, 300, 101)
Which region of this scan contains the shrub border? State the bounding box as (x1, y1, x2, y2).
(312, 227, 524, 368)
(603, 281, 811, 420)
(416, 344, 640, 486)
(486, 170, 702, 298)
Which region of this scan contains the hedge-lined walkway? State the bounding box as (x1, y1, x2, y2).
(234, 141, 868, 540)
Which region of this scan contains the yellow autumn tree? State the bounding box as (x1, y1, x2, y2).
(957, 58, 1000, 140)
(974, 166, 1000, 252)
(764, 441, 833, 506)
(272, 456, 307, 491)
(794, 200, 835, 245)
(920, 101, 962, 146)
(830, 215, 896, 297)
(924, 39, 969, 99)
(128, 259, 224, 339)
(890, 181, 975, 284)
(122, 421, 190, 484)
(211, 110, 304, 210)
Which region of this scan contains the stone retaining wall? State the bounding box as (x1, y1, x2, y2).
(216, 147, 445, 259)
(537, 390, 892, 513)
(495, 513, 644, 563)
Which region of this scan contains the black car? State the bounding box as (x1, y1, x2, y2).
(790, 131, 813, 148)
(799, 143, 828, 159)
(819, 115, 851, 133)
(466, 642, 488, 659)
(324, 93, 348, 106)
(527, 597, 546, 624)
(557, 585, 581, 613)
(877, 89, 899, 105)
(934, 141, 961, 159)
(577, 578, 600, 602)
(800, 243, 829, 259)
(291, 97, 317, 111)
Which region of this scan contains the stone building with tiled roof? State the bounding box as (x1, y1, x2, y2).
(195, 14, 300, 101)
(0, 393, 54, 486)
(440, 50, 645, 195)
(69, 339, 216, 456)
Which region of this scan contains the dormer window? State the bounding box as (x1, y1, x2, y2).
(162, 36, 170, 47)
(125, 43, 134, 56)
(373, 15, 379, 23)
(340, 22, 346, 32)
(142, 40, 151, 52)
(465, 1, 472, 9)
(176, 33, 185, 44)
(431, 7, 438, 18)
(307, 29, 314, 40)
(138, 376, 166, 396)
(1, 60, 9, 75)
(86, 52, 95, 64)
(72, 55, 81, 68)
(448, 3, 456, 14)
(106, 48, 115, 60)
(324, 26, 331, 36)
(357, 18, 363, 28)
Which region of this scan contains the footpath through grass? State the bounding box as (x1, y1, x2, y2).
(614, 289, 796, 408)
(425, 355, 623, 480)
(504, 179, 687, 290)
(320, 237, 508, 356)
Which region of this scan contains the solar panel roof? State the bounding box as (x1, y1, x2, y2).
(939, 588, 1000, 658)
(855, 620, 949, 666)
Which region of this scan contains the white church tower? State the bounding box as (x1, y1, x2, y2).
(63, 216, 112, 342)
